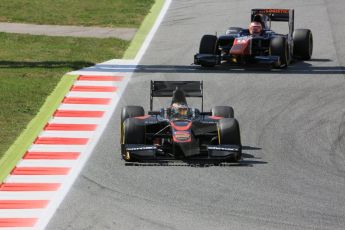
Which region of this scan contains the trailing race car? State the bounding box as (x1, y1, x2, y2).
(120, 81, 242, 163)
(194, 9, 313, 68)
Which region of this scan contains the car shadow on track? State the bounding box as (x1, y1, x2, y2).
(80, 58, 344, 75)
(0, 60, 95, 70)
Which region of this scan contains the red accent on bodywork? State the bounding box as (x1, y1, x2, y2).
(134, 115, 151, 120)
(230, 37, 251, 55)
(172, 131, 192, 143)
(170, 121, 192, 131)
(209, 116, 223, 120)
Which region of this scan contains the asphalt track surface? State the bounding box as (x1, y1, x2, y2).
(48, 0, 345, 229)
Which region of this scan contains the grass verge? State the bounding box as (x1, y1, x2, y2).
(0, 0, 154, 28)
(123, 0, 164, 59)
(0, 0, 164, 183)
(0, 33, 129, 182)
(0, 75, 77, 183)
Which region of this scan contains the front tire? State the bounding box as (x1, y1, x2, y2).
(218, 118, 242, 161)
(122, 118, 145, 161)
(199, 35, 218, 67)
(270, 36, 289, 68)
(120, 106, 144, 144)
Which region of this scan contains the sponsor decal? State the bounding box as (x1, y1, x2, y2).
(256, 9, 289, 14)
(208, 146, 239, 151)
(173, 131, 191, 142)
(126, 146, 156, 151)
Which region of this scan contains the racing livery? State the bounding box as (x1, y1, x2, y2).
(194, 9, 313, 68)
(120, 81, 242, 162)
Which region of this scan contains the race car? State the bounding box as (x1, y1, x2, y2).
(194, 9, 313, 68)
(120, 81, 242, 163)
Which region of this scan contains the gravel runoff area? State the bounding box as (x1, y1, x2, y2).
(0, 22, 137, 40)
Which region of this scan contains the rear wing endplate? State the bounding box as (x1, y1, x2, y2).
(150, 81, 204, 111)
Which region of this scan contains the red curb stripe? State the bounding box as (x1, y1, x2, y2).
(34, 137, 88, 145)
(71, 85, 117, 92)
(0, 200, 49, 209)
(54, 110, 104, 117)
(63, 97, 111, 105)
(44, 123, 97, 131)
(0, 218, 37, 227)
(12, 167, 70, 175)
(78, 75, 123, 81)
(24, 151, 80, 160)
(0, 183, 60, 191)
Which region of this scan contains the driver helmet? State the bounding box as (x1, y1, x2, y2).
(171, 102, 188, 118)
(249, 21, 262, 35)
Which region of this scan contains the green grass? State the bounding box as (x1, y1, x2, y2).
(0, 32, 129, 156)
(0, 0, 155, 28)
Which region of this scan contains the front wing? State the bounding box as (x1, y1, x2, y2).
(121, 144, 241, 162)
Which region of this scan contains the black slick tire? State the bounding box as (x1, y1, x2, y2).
(270, 36, 289, 68)
(199, 35, 218, 67)
(293, 29, 313, 60)
(122, 118, 145, 162)
(120, 106, 144, 144)
(218, 118, 242, 162)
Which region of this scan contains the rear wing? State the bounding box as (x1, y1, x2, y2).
(150, 81, 204, 111)
(251, 9, 294, 36)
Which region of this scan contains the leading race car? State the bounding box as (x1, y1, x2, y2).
(194, 9, 313, 68)
(120, 81, 242, 163)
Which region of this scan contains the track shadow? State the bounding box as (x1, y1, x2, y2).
(242, 145, 262, 151)
(79, 60, 345, 75)
(0, 61, 95, 70)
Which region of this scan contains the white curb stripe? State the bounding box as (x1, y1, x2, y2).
(0, 192, 56, 200)
(57, 104, 109, 111)
(29, 145, 86, 152)
(17, 160, 77, 168)
(49, 117, 102, 124)
(39, 131, 95, 138)
(73, 80, 122, 87)
(5, 175, 67, 183)
(0, 210, 43, 218)
(67, 91, 116, 98)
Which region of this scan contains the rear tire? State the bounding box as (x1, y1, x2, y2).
(270, 36, 289, 68)
(218, 118, 242, 161)
(211, 106, 234, 118)
(293, 29, 313, 60)
(199, 35, 218, 67)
